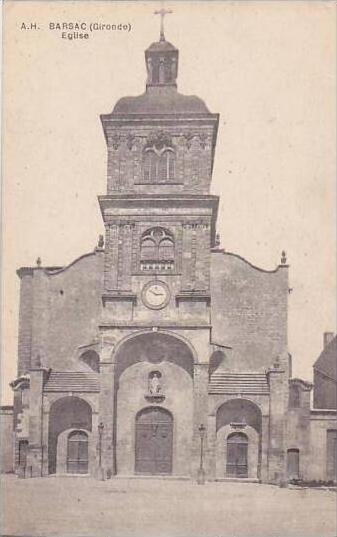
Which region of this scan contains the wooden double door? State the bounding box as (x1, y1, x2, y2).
(135, 407, 173, 475)
(226, 432, 248, 477)
(67, 430, 89, 474)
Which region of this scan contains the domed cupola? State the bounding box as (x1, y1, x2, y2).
(145, 9, 178, 87)
(145, 39, 178, 87)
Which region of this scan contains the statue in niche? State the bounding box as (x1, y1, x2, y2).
(149, 371, 162, 395)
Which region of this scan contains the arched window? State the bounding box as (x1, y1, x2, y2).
(158, 150, 175, 182)
(140, 238, 156, 261)
(143, 151, 157, 183)
(142, 149, 175, 183)
(140, 228, 174, 272)
(158, 238, 174, 261)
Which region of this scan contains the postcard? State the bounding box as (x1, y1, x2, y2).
(1, 1, 336, 536)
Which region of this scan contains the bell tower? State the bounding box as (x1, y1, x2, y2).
(98, 20, 219, 474)
(99, 23, 219, 318)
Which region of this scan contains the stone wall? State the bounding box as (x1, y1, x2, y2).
(16, 251, 104, 372)
(211, 251, 288, 371)
(306, 411, 336, 481)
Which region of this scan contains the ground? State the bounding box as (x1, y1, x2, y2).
(2, 475, 336, 537)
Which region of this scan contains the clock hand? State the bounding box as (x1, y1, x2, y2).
(150, 290, 164, 296)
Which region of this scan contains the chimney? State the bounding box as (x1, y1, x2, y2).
(323, 332, 335, 349)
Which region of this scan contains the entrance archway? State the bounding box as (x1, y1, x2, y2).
(67, 431, 89, 474)
(226, 432, 248, 477)
(135, 407, 173, 475)
(215, 399, 262, 479)
(114, 331, 194, 476)
(48, 396, 92, 474)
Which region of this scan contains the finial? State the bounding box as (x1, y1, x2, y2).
(215, 233, 221, 248)
(98, 234, 104, 249)
(36, 257, 41, 267)
(154, 8, 172, 41)
(281, 251, 287, 264)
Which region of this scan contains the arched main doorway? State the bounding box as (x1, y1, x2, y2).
(226, 432, 248, 477)
(67, 431, 89, 474)
(114, 331, 194, 477)
(135, 407, 173, 475)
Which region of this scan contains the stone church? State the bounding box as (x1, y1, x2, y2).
(10, 29, 336, 484)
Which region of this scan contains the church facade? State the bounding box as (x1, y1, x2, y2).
(10, 32, 336, 484)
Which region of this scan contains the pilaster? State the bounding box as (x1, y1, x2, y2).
(192, 363, 209, 478)
(98, 343, 115, 478)
(26, 368, 48, 477)
(267, 365, 288, 484)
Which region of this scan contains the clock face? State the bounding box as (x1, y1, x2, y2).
(142, 281, 170, 310)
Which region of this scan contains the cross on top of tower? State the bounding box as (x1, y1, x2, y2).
(154, 8, 172, 42)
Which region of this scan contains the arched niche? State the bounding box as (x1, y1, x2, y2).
(79, 350, 99, 372)
(114, 331, 195, 381)
(209, 350, 225, 377)
(216, 398, 262, 434)
(48, 396, 92, 474)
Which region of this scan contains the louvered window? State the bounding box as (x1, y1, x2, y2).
(143, 149, 175, 183)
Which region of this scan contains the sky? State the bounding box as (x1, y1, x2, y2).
(1, 0, 336, 403)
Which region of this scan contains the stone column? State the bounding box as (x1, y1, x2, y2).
(192, 363, 209, 479)
(98, 342, 115, 478)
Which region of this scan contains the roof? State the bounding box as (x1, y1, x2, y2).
(112, 88, 210, 115)
(314, 335, 337, 381)
(146, 40, 177, 52)
(209, 372, 269, 395)
(44, 371, 99, 393)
